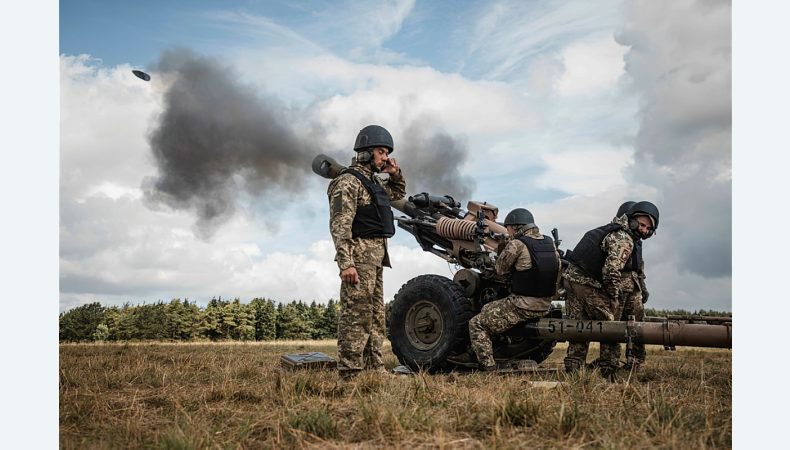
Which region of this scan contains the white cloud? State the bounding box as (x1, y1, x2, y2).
(204, 11, 326, 54)
(618, 0, 731, 282)
(206, 0, 416, 64)
(385, 244, 459, 300)
(464, 0, 623, 82)
(556, 35, 626, 96)
(347, 0, 416, 50)
(82, 182, 142, 202)
(536, 146, 633, 194)
(233, 52, 538, 144)
(60, 55, 161, 201)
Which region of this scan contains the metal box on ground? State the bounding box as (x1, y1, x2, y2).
(280, 352, 337, 370)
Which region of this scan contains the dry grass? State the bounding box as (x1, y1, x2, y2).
(60, 340, 731, 449)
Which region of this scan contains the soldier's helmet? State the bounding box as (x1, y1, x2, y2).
(504, 208, 535, 228)
(354, 125, 394, 153)
(616, 201, 636, 218)
(627, 201, 660, 237)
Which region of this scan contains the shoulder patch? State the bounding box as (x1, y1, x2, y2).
(331, 192, 343, 217)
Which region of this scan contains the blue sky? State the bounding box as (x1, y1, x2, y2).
(58, 0, 732, 313)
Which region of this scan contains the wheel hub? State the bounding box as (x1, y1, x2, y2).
(404, 300, 444, 351)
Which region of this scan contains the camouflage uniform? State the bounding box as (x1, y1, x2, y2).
(563, 214, 639, 374)
(621, 289, 645, 364)
(468, 226, 561, 369)
(621, 236, 647, 365)
(327, 162, 406, 378)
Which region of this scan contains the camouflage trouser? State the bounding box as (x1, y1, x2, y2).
(563, 278, 623, 372)
(337, 263, 385, 377)
(621, 290, 646, 363)
(469, 295, 550, 369)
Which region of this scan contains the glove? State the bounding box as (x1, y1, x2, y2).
(639, 279, 649, 304)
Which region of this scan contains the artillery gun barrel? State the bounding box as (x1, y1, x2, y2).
(525, 318, 732, 349)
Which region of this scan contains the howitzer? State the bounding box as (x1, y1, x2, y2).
(312, 154, 733, 372)
(388, 190, 733, 372)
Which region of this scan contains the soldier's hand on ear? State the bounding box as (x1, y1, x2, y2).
(382, 157, 399, 174)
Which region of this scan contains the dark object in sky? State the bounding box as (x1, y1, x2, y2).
(132, 70, 151, 81)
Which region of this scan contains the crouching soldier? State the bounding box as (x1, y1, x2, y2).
(613, 201, 651, 370)
(563, 201, 659, 379)
(448, 208, 561, 371)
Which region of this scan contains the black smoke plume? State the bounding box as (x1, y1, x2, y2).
(397, 120, 476, 201)
(143, 49, 476, 237)
(142, 49, 315, 237)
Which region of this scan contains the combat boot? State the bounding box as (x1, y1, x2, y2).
(564, 358, 583, 374)
(446, 350, 481, 369)
(585, 358, 604, 370)
(339, 369, 362, 382)
(599, 364, 618, 382)
(621, 360, 642, 373)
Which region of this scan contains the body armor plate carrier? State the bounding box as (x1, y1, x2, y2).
(567, 223, 641, 282)
(344, 169, 396, 239)
(510, 235, 560, 297)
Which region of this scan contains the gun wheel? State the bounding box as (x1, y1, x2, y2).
(405, 300, 445, 350)
(389, 274, 473, 372)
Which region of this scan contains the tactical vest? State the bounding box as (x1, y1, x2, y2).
(633, 239, 644, 274)
(510, 236, 560, 297)
(568, 223, 639, 282)
(343, 169, 396, 239)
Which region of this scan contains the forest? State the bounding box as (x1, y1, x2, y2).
(59, 298, 730, 342)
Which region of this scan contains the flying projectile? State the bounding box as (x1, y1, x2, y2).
(132, 70, 151, 81)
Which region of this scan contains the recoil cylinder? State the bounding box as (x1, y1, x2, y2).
(436, 216, 477, 241)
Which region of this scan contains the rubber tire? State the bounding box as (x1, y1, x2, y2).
(389, 274, 474, 372)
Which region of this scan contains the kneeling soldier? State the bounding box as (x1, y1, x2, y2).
(449, 208, 561, 371)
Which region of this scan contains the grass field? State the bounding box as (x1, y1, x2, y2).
(60, 340, 731, 448)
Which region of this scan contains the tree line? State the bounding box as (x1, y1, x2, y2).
(59, 297, 731, 343)
(59, 298, 340, 342)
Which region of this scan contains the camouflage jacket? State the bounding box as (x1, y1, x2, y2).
(616, 213, 647, 283)
(563, 215, 640, 297)
(327, 162, 406, 271)
(495, 226, 561, 309)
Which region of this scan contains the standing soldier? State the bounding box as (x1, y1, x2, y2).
(448, 208, 561, 371)
(563, 201, 659, 379)
(327, 125, 406, 380)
